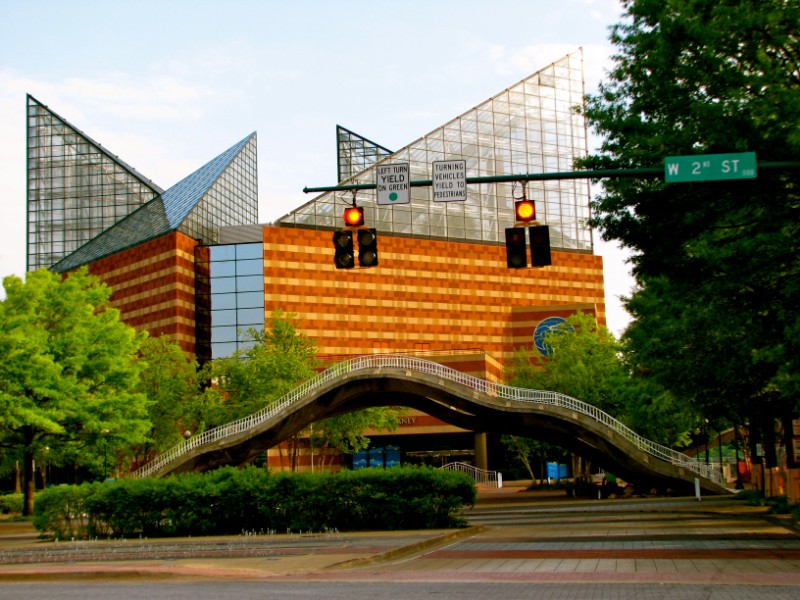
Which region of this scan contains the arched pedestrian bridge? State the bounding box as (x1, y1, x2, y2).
(134, 355, 730, 494)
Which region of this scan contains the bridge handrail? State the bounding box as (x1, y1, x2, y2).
(133, 354, 723, 485)
(441, 462, 502, 488)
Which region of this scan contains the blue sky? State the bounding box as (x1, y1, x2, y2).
(0, 0, 634, 334)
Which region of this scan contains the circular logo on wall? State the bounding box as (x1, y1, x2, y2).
(534, 316, 568, 356)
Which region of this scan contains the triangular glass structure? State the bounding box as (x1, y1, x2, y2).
(336, 125, 393, 183)
(51, 133, 258, 273)
(26, 95, 164, 271)
(279, 50, 592, 252)
(163, 133, 258, 240)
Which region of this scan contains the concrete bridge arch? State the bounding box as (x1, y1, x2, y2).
(135, 355, 729, 494)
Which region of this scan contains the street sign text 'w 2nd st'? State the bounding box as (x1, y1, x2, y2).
(665, 152, 757, 183)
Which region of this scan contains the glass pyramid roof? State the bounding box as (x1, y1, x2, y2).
(51, 133, 258, 273)
(336, 125, 393, 183)
(26, 95, 164, 271)
(278, 50, 592, 252)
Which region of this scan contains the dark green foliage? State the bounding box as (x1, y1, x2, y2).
(32, 483, 100, 539)
(0, 494, 23, 515)
(765, 495, 791, 515)
(735, 488, 765, 506)
(735, 489, 800, 519)
(33, 466, 476, 538)
(580, 0, 800, 451)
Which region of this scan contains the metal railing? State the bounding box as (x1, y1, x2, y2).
(441, 462, 503, 488)
(133, 354, 724, 485)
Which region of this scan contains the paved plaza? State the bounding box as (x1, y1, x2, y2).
(0, 489, 798, 594)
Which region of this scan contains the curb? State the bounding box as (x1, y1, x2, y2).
(326, 525, 485, 571)
(0, 526, 487, 583)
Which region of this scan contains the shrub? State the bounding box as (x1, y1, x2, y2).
(735, 489, 765, 506)
(791, 503, 800, 522)
(766, 495, 791, 515)
(0, 494, 24, 515)
(33, 484, 100, 539)
(33, 466, 476, 538)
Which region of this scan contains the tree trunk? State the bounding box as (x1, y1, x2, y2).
(509, 436, 535, 480)
(13, 461, 21, 494)
(22, 448, 35, 517)
(289, 434, 299, 472)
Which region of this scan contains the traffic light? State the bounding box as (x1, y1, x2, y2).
(343, 205, 364, 227)
(357, 228, 378, 267)
(515, 198, 536, 223)
(332, 230, 354, 269)
(505, 227, 527, 268)
(529, 225, 552, 267)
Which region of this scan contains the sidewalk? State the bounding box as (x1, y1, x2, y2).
(1, 489, 798, 583)
(0, 519, 477, 581)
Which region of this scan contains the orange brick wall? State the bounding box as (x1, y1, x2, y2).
(86, 232, 200, 354)
(79, 226, 605, 369)
(263, 226, 605, 364)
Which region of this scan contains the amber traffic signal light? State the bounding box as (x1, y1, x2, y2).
(515, 198, 535, 223)
(343, 205, 364, 227)
(332, 230, 354, 269)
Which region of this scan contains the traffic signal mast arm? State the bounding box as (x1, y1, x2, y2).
(303, 162, 800, 193)
(320, 159, 799, 270)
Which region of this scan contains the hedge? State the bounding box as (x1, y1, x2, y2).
(0, 493, 24, 515)
(33, 466, 476, 539)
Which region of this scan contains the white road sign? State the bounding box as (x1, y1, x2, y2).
(432, 160, 467, 202)
(376, 163, 410, 205)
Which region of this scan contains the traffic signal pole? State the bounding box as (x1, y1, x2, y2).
(303, 162, 799, 194)
(314, 160, 800, 269)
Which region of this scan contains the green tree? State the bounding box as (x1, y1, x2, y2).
(135, 335, 200, 461)
(310, 408, 403, 466)
(499, 436, 568, 483)
(200, 310, 403, 471)
(508, 312, 627, 415)
(580, 0, 800, 466)
(0, 268, 151, 514)
(506, 312, 631, 480)
(199, 309, 319, 427)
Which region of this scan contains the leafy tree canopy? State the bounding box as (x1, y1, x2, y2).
(0, 268, 150, 513)
(508, 312, 627, 416)
(135, 335, 200, 455)
(199, 309, 319, 426)
(311, 408, 402, 459)
(580, 0, 800, 430)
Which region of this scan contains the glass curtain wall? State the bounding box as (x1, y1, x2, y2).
(174, 135, 259, 244)
(26, 95, 162, 271)
(50, 133, 259, 274)
(279, 51, 592, 252)
(196, 242, 265, 360)
(337, 125, 393, 183)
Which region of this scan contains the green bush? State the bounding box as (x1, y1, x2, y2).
(0, 494, 24, 515)
(33, 466, 476, 538)
(735, 488, 765, 506)
(766, 495, 791, 515)
(791, 503, 800, 522)
(33, 484, 100, 539)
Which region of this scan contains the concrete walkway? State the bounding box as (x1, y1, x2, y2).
(1, 490, 798, 584)
(0, 521, 474, 581)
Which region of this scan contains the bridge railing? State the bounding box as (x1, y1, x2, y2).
(134, 354, 724, 485)
(441, 462, 503, 488)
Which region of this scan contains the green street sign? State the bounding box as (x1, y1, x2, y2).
(665, 152, 757, 183)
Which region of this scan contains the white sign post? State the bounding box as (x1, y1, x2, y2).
(376, 163, 410, 205)
(432, 160, 467, 202)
